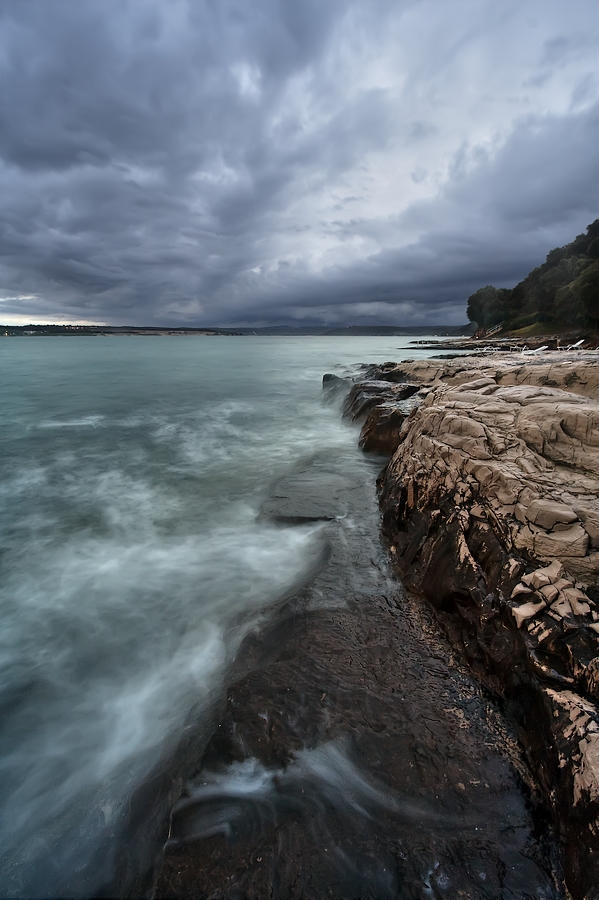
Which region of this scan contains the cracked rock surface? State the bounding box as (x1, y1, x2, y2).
(363, 353, 599, 900)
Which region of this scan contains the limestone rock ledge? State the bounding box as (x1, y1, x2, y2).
(358, 354, 599, 900)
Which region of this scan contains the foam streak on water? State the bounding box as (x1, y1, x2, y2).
(0, 335, 443, 897)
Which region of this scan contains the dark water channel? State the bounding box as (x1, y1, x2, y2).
(156, 449, 563, 900)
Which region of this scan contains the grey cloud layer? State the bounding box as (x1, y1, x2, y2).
(0, 0, 597, 325)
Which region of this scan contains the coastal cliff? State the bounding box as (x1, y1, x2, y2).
(351, 352, 599, 900)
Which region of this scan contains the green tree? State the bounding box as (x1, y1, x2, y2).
(466, 285, 506, 331)
(465, 220, 599, 332)
(579, 263, 599, 327)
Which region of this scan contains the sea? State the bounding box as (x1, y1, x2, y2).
(0, 335, 449, 897)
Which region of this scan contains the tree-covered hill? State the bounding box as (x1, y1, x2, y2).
(467, 220, 599, 335)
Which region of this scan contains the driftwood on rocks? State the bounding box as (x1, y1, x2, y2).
(358, 352, 599, 900)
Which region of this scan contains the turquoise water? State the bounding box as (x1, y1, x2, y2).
(0, 335, 444, 897)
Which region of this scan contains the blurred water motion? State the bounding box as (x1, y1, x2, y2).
(0, 334, 438, 897)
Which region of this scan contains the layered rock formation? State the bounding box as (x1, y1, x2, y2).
(348, 353, 599, 900)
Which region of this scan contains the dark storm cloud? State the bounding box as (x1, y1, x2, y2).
(0, 0, 597, 325)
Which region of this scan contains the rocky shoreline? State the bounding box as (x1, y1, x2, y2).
(150, 354, 599, 900)
(344, 351, 599, 900)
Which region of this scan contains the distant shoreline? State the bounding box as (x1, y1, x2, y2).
(1, 325, 241, 337)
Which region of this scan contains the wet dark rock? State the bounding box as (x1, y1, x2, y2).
(322, 373, 353, 402)
(358, 404, 407, 455)
(156, 598, 561, 900)
(343, 381, 419, 421)
(362, 362, 413, 383)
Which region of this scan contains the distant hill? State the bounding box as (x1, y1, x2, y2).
(467, 220, 599, 335)
(232, 324, 475, 336)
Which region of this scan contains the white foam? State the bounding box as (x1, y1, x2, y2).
(0, 469, 325, 883)
(38, 415, 106, 428)
(169, 740, 400, 845)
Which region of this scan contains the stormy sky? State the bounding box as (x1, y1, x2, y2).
(0, 0, 597, 327)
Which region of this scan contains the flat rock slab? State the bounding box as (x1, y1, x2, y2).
(526, 499, 579, 529)
(260, 469, 349, 523)
(377, 353, 599, 400)
(260, 450, 394, 525)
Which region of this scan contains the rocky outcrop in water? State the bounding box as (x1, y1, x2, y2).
(358, 353, 599, 900)
(343, 379, 420, 421)
(339, 372, 421, 455)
